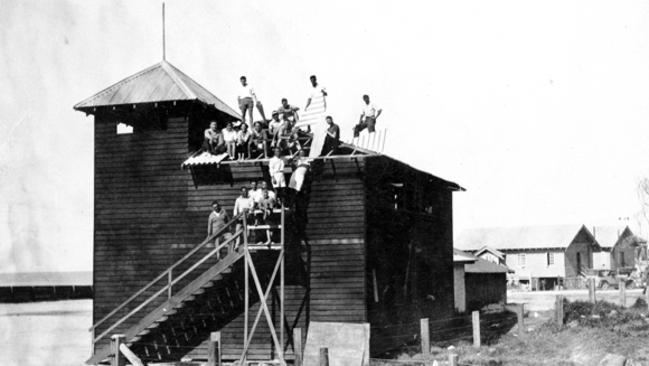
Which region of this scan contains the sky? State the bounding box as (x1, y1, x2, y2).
(2, 0, 649, 272)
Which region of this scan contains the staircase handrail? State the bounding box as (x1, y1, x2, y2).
(93, 228, 244, 344)
(89, 212, 243, 333)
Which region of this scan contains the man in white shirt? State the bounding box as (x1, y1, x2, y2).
(233, 186, 254, 246)
(238, 76, 268, 127)
(353, 94, 383, 137)
(249, 180, 263, 204)
(305, 75, 328, 111)
(233, 187, 254, 216)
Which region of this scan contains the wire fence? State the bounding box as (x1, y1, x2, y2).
(370, 309, 520, 360)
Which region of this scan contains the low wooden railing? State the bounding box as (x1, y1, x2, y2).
(90, 213, 244, 348)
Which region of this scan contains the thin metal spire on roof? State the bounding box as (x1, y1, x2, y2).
(162, 2, 166, 61)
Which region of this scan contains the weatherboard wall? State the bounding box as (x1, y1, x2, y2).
(94, 111, 368, 361)
(364, 156, 456, 354)
(182, 160, 367, 360)
(93, 113, 194, 352)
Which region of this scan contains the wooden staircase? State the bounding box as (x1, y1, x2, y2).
(86, 214, 281, 365)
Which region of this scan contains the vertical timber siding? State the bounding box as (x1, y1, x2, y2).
(364, 157, 455, 355)
(93, 114, 192, 351)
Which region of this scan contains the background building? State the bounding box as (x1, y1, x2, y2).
(456, 225, 600, 290)
(453, 249, 509, 313)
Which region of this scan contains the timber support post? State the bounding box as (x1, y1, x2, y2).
(555, 295, 564, 327)
(293, 328, 303, 366)
(472, 311, 480, 348)
(516, 303, 525, 336)
(208, 331, 221, 366)
(319, 347, 329, 366)
(111, 334, 126, 366)
(420, 318, 430, 356)
(449, 353, 459, 366)
(588, 277, 596, 303)
(619, 276, 627, 307)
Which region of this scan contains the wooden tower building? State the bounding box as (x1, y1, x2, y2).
(74, 60, 463, 365)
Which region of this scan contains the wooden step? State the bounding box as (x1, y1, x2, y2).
(154, 316, 168, 323)
(248, 225, 282, 230)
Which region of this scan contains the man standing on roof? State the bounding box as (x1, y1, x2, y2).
(203, 121, 226, 154)
(353, 94, 382, 137)
(305, 75, 327, 111)
(278, 98, 300, 121)
(238, 76, 269, 127)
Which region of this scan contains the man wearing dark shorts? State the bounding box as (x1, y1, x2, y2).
(238, 76, 268, 127)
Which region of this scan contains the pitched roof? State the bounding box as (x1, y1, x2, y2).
(453, 249, 510, 273)
(455, 225, 593, 251)
(592, 226, 634, 249)
(73, 60, 240, 119)
(475, 246, 505, 259)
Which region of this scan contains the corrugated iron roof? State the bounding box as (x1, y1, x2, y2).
(592, 226, 637, 249)
(73, 60, 240, 119)
(0, 271, 92, 287)
(182, 151, 229, 167)
(455, 225, 593, 251)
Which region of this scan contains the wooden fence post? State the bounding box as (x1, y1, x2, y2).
(293, 328, 303, 366)
(207, 331, 221, 366)
(111, 334, 126, 366)
(555, 295, 564, 327)
(516, 303, 525, 336)
(588, 278, 596, 303)
(619, 277, 627, 307)
(420, 318, 430, 356)
(449, 353, 459, 366)
(319, 347, 329, 366)
(472, 311, 481, 348)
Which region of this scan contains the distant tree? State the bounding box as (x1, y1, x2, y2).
(637, 178, 649, 234)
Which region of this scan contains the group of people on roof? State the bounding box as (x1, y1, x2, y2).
(201, 74, 383, 161)
(203, 75, 383, 253)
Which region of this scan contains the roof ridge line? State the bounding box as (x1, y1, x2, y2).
(73, 62, 162, 109)
(160, 60, 197, 100)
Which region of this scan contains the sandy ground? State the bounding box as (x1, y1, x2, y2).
(508, 288, 646, 311)
(1, 292, 645, 366)
(0, 299, 92, 366)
